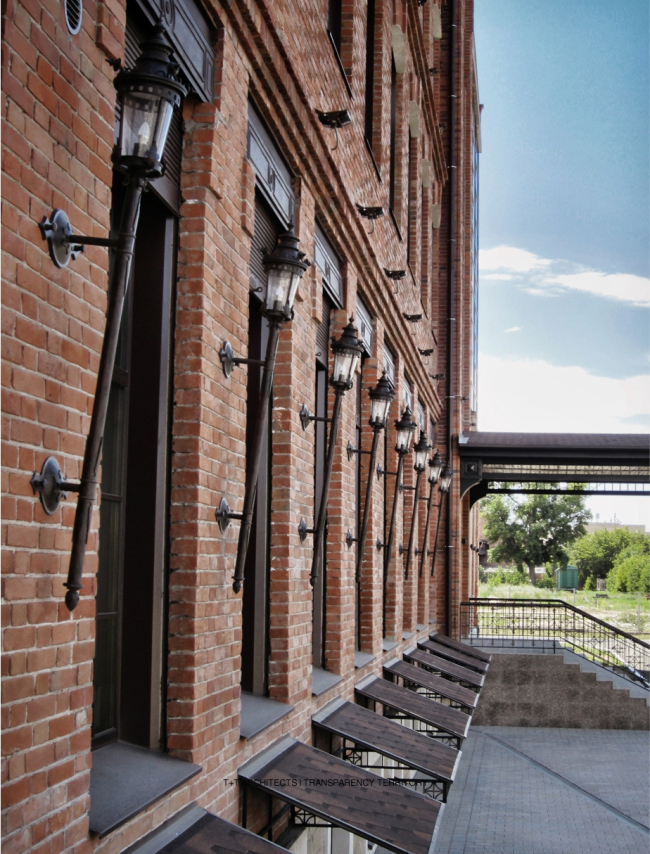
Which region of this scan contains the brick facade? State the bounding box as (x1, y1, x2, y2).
(2, 1, 480, 852)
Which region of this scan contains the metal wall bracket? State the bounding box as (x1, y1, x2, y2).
(345, 530, 357, 549)
(299, 404, 332, 431)
(219, 341, 265, 379)
(298, 518, 315, 542)
(39, 209, 118, 269)
(30, 456, 81, 515)
(215, 497, 242, 533)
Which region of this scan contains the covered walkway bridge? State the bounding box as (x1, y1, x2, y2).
(458, 432, 650, 505)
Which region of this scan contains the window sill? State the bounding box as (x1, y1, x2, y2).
(354, 651, 376, 669)
(312, 667, 344, 696)
(383, 638, 399, 652)
(89, 742, 201, 837)
(240, 691, 294, 740)
(402, 630, 415, 640)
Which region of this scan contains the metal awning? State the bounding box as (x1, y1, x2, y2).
(430, 632, 492, 663)
(404, 648, 485, 690)
(355, 676, 470, 749)
(312, 697, 460, 801)
(152, 810, 288, 854)
(238, 736, 442, 854)
(418, 640, 489, 674)
(384, 658, 478, 713)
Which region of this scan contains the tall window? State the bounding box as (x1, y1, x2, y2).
(92, 14, 181, 750)
(313, 298, 331, 668)
(328, 0, 342, 54)
(93, 185, 177, 750)
(241, 196, 281, 695)
(389, 59, 398, 215)
(364, 0, 376, 147)
(407, 136, 415, 266)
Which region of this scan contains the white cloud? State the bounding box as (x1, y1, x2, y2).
(504, 326, 522, 333)
(479, 245, 650, 308)
(551, 271, 650, 308)
(477, 352, 649, 434)
(479, 246, 551, 273)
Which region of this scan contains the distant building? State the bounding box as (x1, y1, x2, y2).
(585, 522, 647, 535)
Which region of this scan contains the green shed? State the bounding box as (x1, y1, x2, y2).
(554, 565, 579, 590)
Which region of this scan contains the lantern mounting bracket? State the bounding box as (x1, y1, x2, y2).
(38, 210, 119, 269)
(346, 441, 372, 461)
(345, 530, 358, 548)
(298, 518, 315, 542)
(30, 456, 81, 515)
(220, 341, 266, 379)
(215, 497, 243, 534)
(299, 404, 332, 431)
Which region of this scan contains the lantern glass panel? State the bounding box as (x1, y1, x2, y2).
(265, 265, 298, 313)
(440, 471, 452, 492)
(429, 455, 444, 483)
(395, 423, 414, 452)
(332, 349, 357, 386)
(371, 395, 391, 425)
(120, 91, 173, 163)
(414, 445, 430, 471)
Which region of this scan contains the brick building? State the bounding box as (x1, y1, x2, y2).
(2, 1, 481, 852)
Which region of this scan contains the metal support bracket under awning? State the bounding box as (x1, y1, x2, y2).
(312, 697, 460, 801)
(354, 676, 470, 750)
(384, 658, 478, 713)
(430, 632, 492, 663)
(418, 639, 489, 674)
(238, 735, 443, 854)
(404, 648, 485, 690)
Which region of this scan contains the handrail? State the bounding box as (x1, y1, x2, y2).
(460, 597, 650, 688)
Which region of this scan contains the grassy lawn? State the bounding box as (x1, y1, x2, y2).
(477, 583, 650, 640)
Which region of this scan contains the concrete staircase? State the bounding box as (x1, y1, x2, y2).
(471, 648, 650, 729)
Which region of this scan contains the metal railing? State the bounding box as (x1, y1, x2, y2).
(460, 598, 650, 688)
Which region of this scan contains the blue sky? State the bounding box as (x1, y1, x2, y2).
(474, 0, 650, 525)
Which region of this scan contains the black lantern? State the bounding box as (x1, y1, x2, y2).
(429, 450, 444, 484)
(395, 407, 417, 453)
(218, 227, 310, 592)
(439, 465, 453, 493)
(113, 25, 187, 178)
(263, 227, 310, 319)
(413, 432, 432, 472)
(33, 26, 187, 611)
(331, 317, 364, 389)
(369, 372, 395, 428)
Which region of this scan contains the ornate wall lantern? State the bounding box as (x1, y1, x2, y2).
(418, 449, 443, 578)
(345, 373, 395, 584)
(299, 318, 364, 585)
(32, 27, 187, 611)
(380, 406, 417, 633)
(431, 464, 453, 576)
(216, 227, 310, 592)
(403, 431, 432, 580)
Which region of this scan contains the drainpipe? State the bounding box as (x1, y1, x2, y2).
(445, 0, 458, 636)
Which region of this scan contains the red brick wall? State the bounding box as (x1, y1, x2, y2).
(2, 0, 478, 851)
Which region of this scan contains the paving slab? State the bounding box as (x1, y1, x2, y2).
(434, 727, 650, 854)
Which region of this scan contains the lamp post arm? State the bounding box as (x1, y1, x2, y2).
(64, 175, 145, 611)
(232, 319, 282, 593)
(382, 452, 405, 634)
(404, 468, 423, 580)
(355, 426, 381, 585)
(430, 496, 445, 577)
(419, 480, 436, 578)
(310, 386, 345, 585)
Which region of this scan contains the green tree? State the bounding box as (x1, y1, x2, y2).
(569, 528, 650, 588)
(480, 490, 591, 585)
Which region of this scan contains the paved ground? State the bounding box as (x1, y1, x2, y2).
(433, 727, 650, 854)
